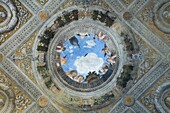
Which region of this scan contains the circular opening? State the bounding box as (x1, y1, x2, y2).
(52, 30, 119, 90)
(57, 33, 116, 83)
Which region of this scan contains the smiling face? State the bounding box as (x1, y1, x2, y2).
(59, 33, 115, 83)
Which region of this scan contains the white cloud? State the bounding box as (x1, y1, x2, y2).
(69, 68, 73, 71)
(69, 46, 73, 49)
(83, 45, 91, 48)
(76, 56, 80, 59)
(86, 40, 96, 47)
(69, 49, 73, 53)
(74, 53, 104, 75)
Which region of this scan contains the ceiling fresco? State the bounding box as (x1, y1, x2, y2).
(0, 0, 169, 113)
(59, 33, 115, 83)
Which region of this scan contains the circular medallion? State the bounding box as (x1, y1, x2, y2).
(0, 0, 18, 33)
(164, 93, 170, 110)
(154, 82, 170, 113)
(0, 84, 14, 113)
(153, 0, 170, 33)
(38, 11, 49, 21)
(38, 96, 49, 107)
(0, 4, 7, 23)
(0, 91, 6, 112)
(124, 96, 135, 106)
(123, 12, 132, 21)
